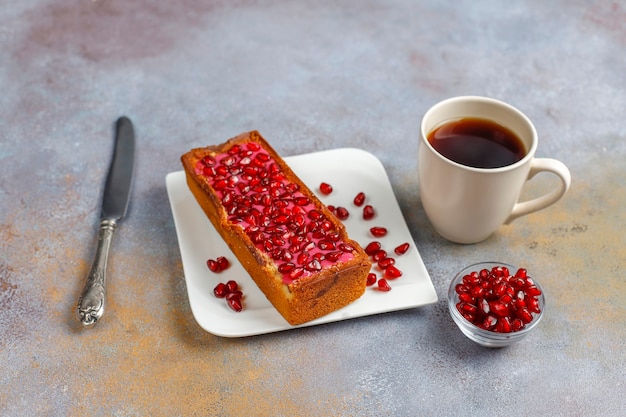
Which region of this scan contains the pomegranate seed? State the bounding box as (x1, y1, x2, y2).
(370, 227, 388, 237)
(339, 242, 355, 252)
(372, 249, 387, 262)
(366, 273, 377, 286)
(489, 300, 509, 317)
(216, 256, 230, 271)
(286, 267, 304, 281)
(377, 278, 392, 291)
(526, 296, 541, 314)
(308, 210, 323, 220)
(326, 251, 342, 262)
(305, 259, 322, 271)
(394, 242, 410, 255)
(226, 280, 238, 292)
(318, 240, 335, 250)
(516, 307, 534, 324)
(525, 285, 542, 297)
(384, 265, 403, 279)
(335, 206, 350, 220)
(364, 241, 382, 256)
(378, 257, 396, 269)
(247, 141, 261, 151)
(294, 196, 310, 206)
(297, 252, 309, 265)
(213, 282, 228, 298)
(496, 316, 512, 333)
(207, 259, 220, 272)
(456, 283, 469, 294)
(319, 182, 333, 195)
(362, 205, 375, 220)
(353, 192, 366, 207)
(459, 293, 474, 303)
(202, 155, 216, 166)
(454, 264, 542, 333)
(479, 298, 490, 315)
(458, 302, 478, 315)
(480, 314, 498, 330)
(226, 290, 243, 300)
(511, 318, 525, 332)
(227, 296, 243, 312)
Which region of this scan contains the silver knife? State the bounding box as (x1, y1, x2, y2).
(77, 116, 136, 327)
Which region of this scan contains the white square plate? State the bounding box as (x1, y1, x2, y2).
(166, 148, 437, 337)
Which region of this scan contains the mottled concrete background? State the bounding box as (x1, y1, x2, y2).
(1, 1, 625, 416)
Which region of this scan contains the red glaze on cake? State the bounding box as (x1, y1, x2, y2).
(181, 131, 371, 325)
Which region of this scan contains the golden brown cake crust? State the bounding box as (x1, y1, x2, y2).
(181, 131, 371, 325)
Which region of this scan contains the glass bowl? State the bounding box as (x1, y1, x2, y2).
(448, 262, 545, 348)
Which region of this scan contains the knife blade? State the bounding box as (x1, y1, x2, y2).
(77, 116, 135, 327)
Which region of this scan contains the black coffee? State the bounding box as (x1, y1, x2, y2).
(427, 117, 526, 168)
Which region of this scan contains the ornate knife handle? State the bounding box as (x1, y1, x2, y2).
(77, 219, 117, 327)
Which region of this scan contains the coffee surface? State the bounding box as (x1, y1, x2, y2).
(427, 118, 526, 168)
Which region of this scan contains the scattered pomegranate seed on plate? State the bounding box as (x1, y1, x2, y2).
(362, 205, 375, 220)
(207, 256, 231, 273)
(364, 241, 382, 256)
(319, 182, 333, 195)
(394, 242, 410, 255)
(213, 282, 229, 298)
(353, 192, 366, 207)
(378, 257, 396, 269)
(213, 279, 245, 312)
(377, 278, 392, 291)
(384, 265, 403, 279)
(370, 226, 388, 237)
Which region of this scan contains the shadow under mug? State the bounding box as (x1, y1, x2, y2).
(418, 96, 571, 244)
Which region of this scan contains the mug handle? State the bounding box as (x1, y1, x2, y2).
(505, 158, 571, 224)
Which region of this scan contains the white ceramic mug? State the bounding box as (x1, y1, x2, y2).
(418, 96, 571, 244)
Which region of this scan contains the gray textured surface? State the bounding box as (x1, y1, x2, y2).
(1, 1, 625, 416)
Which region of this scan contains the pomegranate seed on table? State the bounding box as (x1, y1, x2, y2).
(353, 192, 366, 207)
(366, 273, 377, 286)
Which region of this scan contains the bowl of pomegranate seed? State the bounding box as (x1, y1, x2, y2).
(448, 262, 545, 348)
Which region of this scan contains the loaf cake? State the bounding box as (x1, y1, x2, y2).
(181, 131, 371, 325)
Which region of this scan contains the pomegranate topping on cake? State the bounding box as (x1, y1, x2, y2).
(181, 131, 371, 325)
(193, 141, 357, 284)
